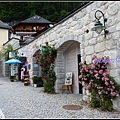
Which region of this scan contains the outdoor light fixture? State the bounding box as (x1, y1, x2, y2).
(91, 10, 109, 38)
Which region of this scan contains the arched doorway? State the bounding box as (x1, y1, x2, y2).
(32, 50, 42, 77)
(64, 41, 82, 94)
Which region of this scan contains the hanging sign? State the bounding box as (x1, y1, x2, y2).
(42, 46, 46, 54)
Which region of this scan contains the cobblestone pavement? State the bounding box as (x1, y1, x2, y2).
(0, 76, 120, 119)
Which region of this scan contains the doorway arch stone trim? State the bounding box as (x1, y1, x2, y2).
(54, 34, 85, 93)
(55, 34, 84, 49)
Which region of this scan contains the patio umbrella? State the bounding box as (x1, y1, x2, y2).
(5, 58, 22, 64)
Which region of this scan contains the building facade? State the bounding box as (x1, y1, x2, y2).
(0, 21, 11, 75)
(3, 1, 120, 110)
(10, 15, 52, 47)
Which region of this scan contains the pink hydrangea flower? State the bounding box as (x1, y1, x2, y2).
(102, 77, 105, 81)
(90, 64, 95, 69)
(79, 75, 82, 78)
(107, 88, 110, 91)
(116, 94, 119, 96)
(94, 70, 98, 73)
(111, 92, 116, 96)
(84, 78, 87, 80)
(103, 72, 107, 77)
(90, 70, 93, 74)
(110, 88, 114, 92)
(110, 81, 114, 85)
(94, 73, 98, 78)
(101, 66, 105, 68)
(105, 77, 109, 81)
(112, 86, 115, 89)
(85, 67, 88, 72)
(105, 81, 109, 86)
(99, 70, 103, 74)
(86, 85, 91, 90)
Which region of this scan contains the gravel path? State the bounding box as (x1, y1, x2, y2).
(0, 76, 120, 119)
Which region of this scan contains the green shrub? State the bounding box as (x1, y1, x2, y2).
(32, 76, 43, 87)
(32, 76, 38, 84)
(43, 80, 56, 94)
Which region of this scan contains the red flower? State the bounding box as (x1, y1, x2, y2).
(36, 60, 39, 64)
(41, 64, 45, 68)
(44, 54, 47, 56)
(48, 52, 50, 54)
(46, 79, 48, 83)
(46, 42, 48, 45)
(36, 60, 39, 62)
(43, 76, 46, 79)
(33, 54, 36, 57)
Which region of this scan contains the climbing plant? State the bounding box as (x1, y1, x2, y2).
(33, 42, 57, 94)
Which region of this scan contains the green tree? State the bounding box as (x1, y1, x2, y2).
(60, 10, 68, 18)
(0, 2, 83, 22)
(1, 44, 18, 61)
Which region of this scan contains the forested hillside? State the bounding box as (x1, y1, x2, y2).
(0, 2, 83, 23)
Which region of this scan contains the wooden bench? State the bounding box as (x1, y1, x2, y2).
(62, 84, 73, 93)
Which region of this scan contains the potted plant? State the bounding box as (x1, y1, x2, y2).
(10, 76, 15, 82)
(32, 76, 38, 87)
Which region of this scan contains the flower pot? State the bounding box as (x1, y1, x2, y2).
(86, 90, 90, 95)
(10, 79, 14, 82)
(33, 84, 37, 87)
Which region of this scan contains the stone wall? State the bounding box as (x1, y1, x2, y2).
(18, 1, 120, 83)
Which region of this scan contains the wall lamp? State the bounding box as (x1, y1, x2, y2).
(91, 10, 109, 38)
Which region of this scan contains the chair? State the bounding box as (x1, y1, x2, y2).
(62, 72, 73, 93)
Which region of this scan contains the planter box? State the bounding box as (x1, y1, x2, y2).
(37, 81, 43, 87)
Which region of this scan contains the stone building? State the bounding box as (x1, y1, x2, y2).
(0, 21, 12, 75)
(3, 1, 120, 110)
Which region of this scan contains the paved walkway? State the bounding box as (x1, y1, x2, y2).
(0, 76, 120, 119)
